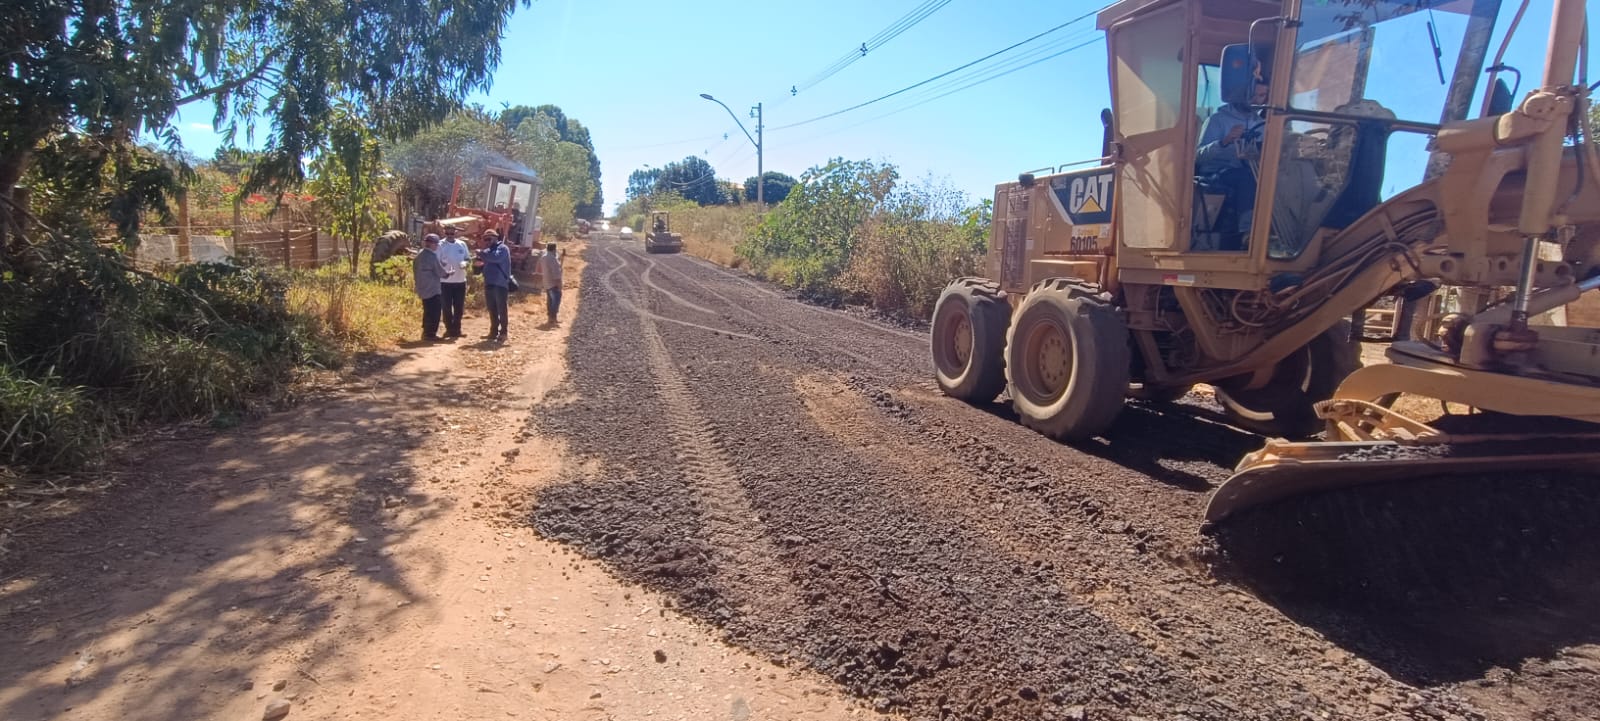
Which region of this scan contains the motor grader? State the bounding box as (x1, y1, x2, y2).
(930, 0, 1600, 527)
(422, 165, 543, 273)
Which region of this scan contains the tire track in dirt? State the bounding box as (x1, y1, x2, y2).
(596, 247, 762, 341)
(608, 248, 811, 626)
(631, 248, 917, 373)
(663, 252, 927, 343)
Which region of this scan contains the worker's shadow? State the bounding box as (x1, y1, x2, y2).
(1211, 472, 1600, 687)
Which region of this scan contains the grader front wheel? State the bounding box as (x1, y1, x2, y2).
(931, 278, 1010, 403)
(1005, 280, 1131, 440)
(1214, 321, 1361, 438)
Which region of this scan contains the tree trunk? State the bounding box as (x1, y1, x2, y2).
(0, 148, 34, 267)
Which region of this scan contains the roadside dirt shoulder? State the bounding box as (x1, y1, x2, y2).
(0, 241, 868, 721)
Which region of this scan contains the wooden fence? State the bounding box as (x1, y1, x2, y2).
(135, 223, 343, 269)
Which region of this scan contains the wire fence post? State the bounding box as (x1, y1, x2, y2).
(175, 188, 192, 262)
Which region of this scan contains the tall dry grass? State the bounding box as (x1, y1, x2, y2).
(669, 204, 763, 268)
(286, 265, 419, 350)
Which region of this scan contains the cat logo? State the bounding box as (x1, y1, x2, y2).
(1049, 168, 1115, 226)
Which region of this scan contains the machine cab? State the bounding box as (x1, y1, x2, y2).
(484, 166, 541, 249)
(1097, 0, 1502, 291)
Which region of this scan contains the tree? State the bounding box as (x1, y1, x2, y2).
(1, 0, 529, 255)
(509, 117, 596, 212)
(627, 168, 663, 200)
(739, 158, 898, 292)
(745, 172, 798, 204)
(306, 103, 391, 275)
(387, 109, 518, 219)
(386, 107, 598, 228)
(501, 105, 603, 218)
(538, 191, 577, 240)
(655, 156, 725, 206)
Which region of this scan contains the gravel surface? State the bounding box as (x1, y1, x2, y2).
(530, 238, 1600, 721)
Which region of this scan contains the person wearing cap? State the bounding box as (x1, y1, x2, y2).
(413, 233, 446, 341)
(477, 228, 513, 341)
(436, 225, 471, 338)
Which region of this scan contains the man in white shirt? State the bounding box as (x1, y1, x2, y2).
(436, 225, 472, 338)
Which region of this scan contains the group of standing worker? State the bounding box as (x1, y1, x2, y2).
(411, 225, 563, 343)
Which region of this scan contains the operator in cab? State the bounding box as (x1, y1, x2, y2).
(1194, 67, 1268, 250)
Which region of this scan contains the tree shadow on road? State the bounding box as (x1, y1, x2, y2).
(1210, 472, 1600, 687)
(0, 356, 467, 720)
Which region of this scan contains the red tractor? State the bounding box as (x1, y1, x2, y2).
(422, 165, 543, 273)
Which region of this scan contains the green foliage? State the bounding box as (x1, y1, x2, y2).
(21, 135, 182, 243)
(0, 0, 531, 253)
(739, 159, 896, 297)
(627, 168, 662, 200)
(0, 239, 349, 473)
(308, 102, 393, 274)
(0, 368, 104, 471)
(848, 182, 991, 317)
(744, 171, 798, 204)
(539, 191, 578, 239)
(655, 156, 726, 205)
(372, 255, 412, 286)
(735, 159, 989, 317)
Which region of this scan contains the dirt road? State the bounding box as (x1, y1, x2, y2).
(0, 244, 868, 721)
(532, 238, 1600, 721)
(3, 237, 1598, 721)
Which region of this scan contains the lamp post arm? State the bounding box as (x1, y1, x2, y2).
(700, 94, 759, 149)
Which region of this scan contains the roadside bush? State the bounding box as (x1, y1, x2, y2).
(846, 181, 990, 317)
(732, 159, 990, 318)
(0, 367, 104, 471)
(0, 235, 408, 474)
(372, 254, 411, 286)
(286, 264, 418, 350)
(738, 159, 896, 301)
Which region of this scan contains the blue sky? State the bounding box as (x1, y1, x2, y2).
(173, 0, 1595, 216)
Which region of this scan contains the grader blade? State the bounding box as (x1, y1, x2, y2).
(1203, 403, 1600, 528)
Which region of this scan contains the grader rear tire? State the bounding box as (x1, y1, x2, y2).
(1005, 279, 1131, 440)
(1215, 320, 1361, 438)
(931, 278, 1010, 403)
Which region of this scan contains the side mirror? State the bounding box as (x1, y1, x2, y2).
(1100, 108, 1114, 158)
(1485, 77, 1514, 117)
(1220, 44, 1253, 106)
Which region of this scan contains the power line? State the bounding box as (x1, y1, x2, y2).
(611, 130, 737, 152)
(789, 0, 956, 97)
(786, 36, 1104, 145)
(773, 5, 1106, 131)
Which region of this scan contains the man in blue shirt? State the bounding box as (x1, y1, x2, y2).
(478, 229, 513, 342)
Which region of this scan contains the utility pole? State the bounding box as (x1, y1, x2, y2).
(700, 93, 764, 206)
(754, 102, 764, 206)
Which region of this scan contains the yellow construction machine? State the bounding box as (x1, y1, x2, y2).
(930, 0, 1600, 528)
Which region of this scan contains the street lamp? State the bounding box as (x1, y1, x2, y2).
(699, 93, 764, 205)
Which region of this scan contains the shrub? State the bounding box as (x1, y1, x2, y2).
(372, 254, 411, 286)
(729, 159, 990, 319)
(0, 237, 384, 474)
(0, 367, 104, 471)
